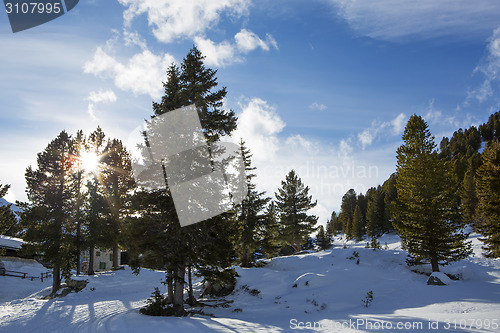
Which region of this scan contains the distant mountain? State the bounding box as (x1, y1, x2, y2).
(0, 198, 21, 213)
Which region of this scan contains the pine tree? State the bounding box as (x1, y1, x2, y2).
(339, 189, 356, 239)
(462, 165, 478, 225)
(366, 186, 387, 237)
(275, 170, 318, 252)
(101, 138, 135, 268)
(236, 140, 271, 267)
(20, 131, 76, 293)
(81, 127, 112, 276)
(352, 204, 364, 241)
(180, 46, 237, 143)
(475, 140, 500, 257)
(394, 115, 471, 272)
(316, 225, 331, 250)
(0, 184, 19, 237)
(382, 173, 398, 231)
(126, 46, 238, 315)
(260, 201, 282, 258)
(326, 211, 342, 236)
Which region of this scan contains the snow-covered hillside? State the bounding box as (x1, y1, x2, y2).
(1, 233, 499, 332)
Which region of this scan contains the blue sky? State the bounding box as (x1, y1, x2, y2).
(1, 0, 500, 222)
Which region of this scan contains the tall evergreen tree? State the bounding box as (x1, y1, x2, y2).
(260, 201, 282, 258)
(127, 46, 239, 315)
(275, 170, 318, 252)
(101, 138, 135, 268)
(81, 127, 112, 276)
(382, 173, 398, 231)
(339, 189, 356, 239)
(352, 204, 364, 241)
(394, 115, 471, 272)
(20, 131, 76, 293)
(475, 140, 500, 257)
(236, 140, 270, 267)
(366, 186, 386, 237)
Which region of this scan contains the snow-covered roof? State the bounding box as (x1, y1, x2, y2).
(0, 235, 24, 250)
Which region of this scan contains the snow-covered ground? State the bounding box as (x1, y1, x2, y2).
(1, 233, 499, 332)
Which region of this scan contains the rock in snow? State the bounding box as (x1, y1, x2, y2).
(427, 272, 453, 285)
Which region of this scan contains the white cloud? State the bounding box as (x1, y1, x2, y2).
(309, 102, 327, 111)
(391, 113, 406, 134)
(328, 0, 500, 41)
(118, 0, 250, 43)
(86, 90, 117, 120)
(231, 98, 285, 161)
(84, 47, 175, 99)
(235, 29, 278, 53)
(195, 29, 278, 67)
(357, 113, 406, 149)
(194, 37, 240, 67)
(468, 27, 500, 103)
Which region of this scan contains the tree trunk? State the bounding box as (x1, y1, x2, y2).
(52, 263, 61, 294)
(241, 246, 251, 267)
(431, 257, 440, 272)
(173, 263, 185, 315)
(166, 269, 174, 304)
(112, 243, 119, 268)
(187, 262, 195, 305)
(88, 245, 95, 276)
(76, 223, 81, 275)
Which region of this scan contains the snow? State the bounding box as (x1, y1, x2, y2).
(1, 232, 500, 332)
(0, 235, 24, 250)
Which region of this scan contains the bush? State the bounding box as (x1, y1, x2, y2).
(140, 288, 169, 316)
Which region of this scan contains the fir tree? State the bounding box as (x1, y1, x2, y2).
(236, 140, 271, 267)
(316, 225, 331, 250)
(0, 184, 19, 237)
(326, 211, 342, 235)
(339, 189, 356, 239)
(352, 204, 364, 241)
(366, 186, 386, 237)
(275, 170, 318, 252)
(461, 166, 478, 225)
(475, 140, 500, 257)
(260, 201, 282, 258)
(81, 127, 112, 276)
(394, 115, 471, 272)
(126, 46, 238, 315)
(382, 173, 398, 231)
(20, 131, 76, 293)
(101, 138, 135, 268)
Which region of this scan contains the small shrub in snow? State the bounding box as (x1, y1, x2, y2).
(140, 288, 168, 316)
(347, 251, 359, 260)
(370, 238, 381, 250)
(240, 284, 260, 296)
(362, 291, 373, 307)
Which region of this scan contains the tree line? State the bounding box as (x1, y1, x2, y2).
(332, 111, 500, 270)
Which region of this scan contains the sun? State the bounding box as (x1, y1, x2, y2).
(80, 151, 100, 173)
